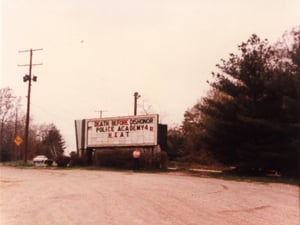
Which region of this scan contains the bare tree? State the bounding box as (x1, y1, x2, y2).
(0, 87, 22, 161)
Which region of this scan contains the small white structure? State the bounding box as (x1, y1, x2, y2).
(33, 155, 48, 167)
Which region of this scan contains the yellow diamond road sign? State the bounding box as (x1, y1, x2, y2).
(14, 136, 23, 146)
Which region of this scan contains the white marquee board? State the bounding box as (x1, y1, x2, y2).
(86, 114, 158, 148)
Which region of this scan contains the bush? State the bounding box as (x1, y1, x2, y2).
(94, 148, 169, 170)
(55, 155, 71, 167)
(45, 159, 53, 166)
(70, 153, 84, 167)
(95, 149, 133, 169)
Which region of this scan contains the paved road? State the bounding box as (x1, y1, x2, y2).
(0, 166, 299, 225)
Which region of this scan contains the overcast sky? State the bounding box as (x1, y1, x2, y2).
(1, 0, 299, 152)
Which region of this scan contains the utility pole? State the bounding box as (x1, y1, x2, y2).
(14, 108, 18, 160)
(95, 110, 107, 118)
(134, 92, 141, 116)
(18, 48, 42, 163)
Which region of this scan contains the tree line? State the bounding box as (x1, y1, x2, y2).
(167, 27, 300, 177)
(0, 87, 66, 162)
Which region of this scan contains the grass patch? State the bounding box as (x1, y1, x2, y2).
(193, 170, 300, 186)
(2, 161, 298, 186)
(2, 161, 34, 168)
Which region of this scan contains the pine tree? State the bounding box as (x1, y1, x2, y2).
(41, 124, 66, 159)
(185, 28, 300, 176)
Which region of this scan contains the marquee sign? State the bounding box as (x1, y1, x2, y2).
(85, 114, 158, 148)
